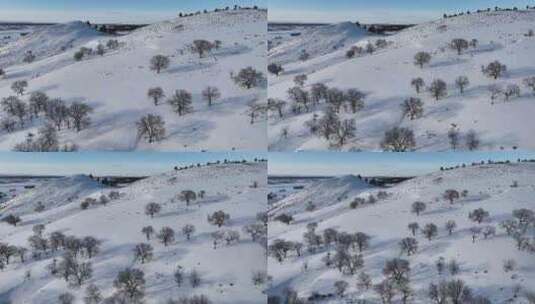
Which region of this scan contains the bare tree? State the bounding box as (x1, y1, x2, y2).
(267, 98, 286, 118)
(174, 266, 184, 287)
(69, 102, 93, 132)
(157, 227, 175, 246)
(489, 84, 503, 102)
(443, 189, 460, 204)
(189, 269, 202, 288)
(375, 279, 396, 304)
(429, 79, 448, 100)
(179, 190, 197, 206)
(411, 78, 425, 94)
(470, 226, 481, 243)
(141, 226, 154, 241)
(190, 40, 214, 58)
(167, 90, 193, 115)
(469, 208, 490, 224)
(402, 97, 423, 120)
(503, 84, 521, 101)
(465, 130, 480, 150)
(482, 61, 507, 79)
(423, 223, 438, 241)
(316, 109, 340, 140)
(150, 55, 170, 74)
(523, 76, 535, 95)
(133, 243, 153, 263)
(11, 80, 28, 96)
(23, 51, 36, 63)
(113, 268, 145, 302)
(28, 91, 49, 117)
(448, 127, 460, 150)
(345, 89, 365, 113)
(137, 114, 166, 143)
(182, 224, 195, 240)
(310, 83, 328, 105)
(411, 201, 426, 216)
(202, 86, 221, 107)
(414, 51, 431, 68)
(247, 102, 267, 124)
(46, 98, 69, 130)
(408, 222, 419, 236)
(450, 39, 469, 55)
(208, 210, 230, 227)
(82, 236, 101, 258)
(482, 225, 496, 239)
(380, 127, 416, 152)
(144, 202, 161, 218)
(399, 237, 418, 256)
(445, 220, 457, 235)
(455, 76, 470, 94)
(287, 86, 310, 112)
(147, 87, 165, 106)
(326, 88, 346, 113)
(268, 63, 284, 76)
(428, 282, 448, 304)
(232, 67, 264, 89)
(334, 119, 356, 146)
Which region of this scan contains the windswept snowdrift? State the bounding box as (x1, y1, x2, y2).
(269, 10, 535, 151)
(0, 9, 267, 151)
(268, 163, 535, 302)
(0, 162, 267, 303)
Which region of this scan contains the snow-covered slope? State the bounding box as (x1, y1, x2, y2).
(270, 175, 371, 216)
(2, 175, 103, 216)
(269, 22, 368, 64)
(0, 22, 102, 67)
(268, 163, 535, 303)
(269, 10, 535, 151)
(0, 162, 267, 303)
(0, 9, 267, 151)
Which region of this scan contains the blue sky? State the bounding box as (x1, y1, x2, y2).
(269, 0, 534, 23)
(0, 0, 266, 23)
(0, 152, 266, 176)
(269, 152, 535, 176)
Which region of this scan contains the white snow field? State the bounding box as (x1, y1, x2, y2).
(0, 162, 267, 303)
(268, 10, 535, 151)
(267, 162, 535, 303)
(0, 9, 267, 151)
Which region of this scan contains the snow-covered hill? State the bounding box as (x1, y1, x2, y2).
(0, 9, 267, 151)
(269, 175, 371, 216)
(0, 162, 267, 303)
(0, 22, 102, 67)
(269, 22, 368, 64)
(267, 163, 535, 303)
(268, 10, 535, 151)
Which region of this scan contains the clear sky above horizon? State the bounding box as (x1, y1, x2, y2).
(269, 152, 535, 177)
(269, 0, 534, 23)
(0, 0, 266, 23)
(0, 152, 266, 176)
